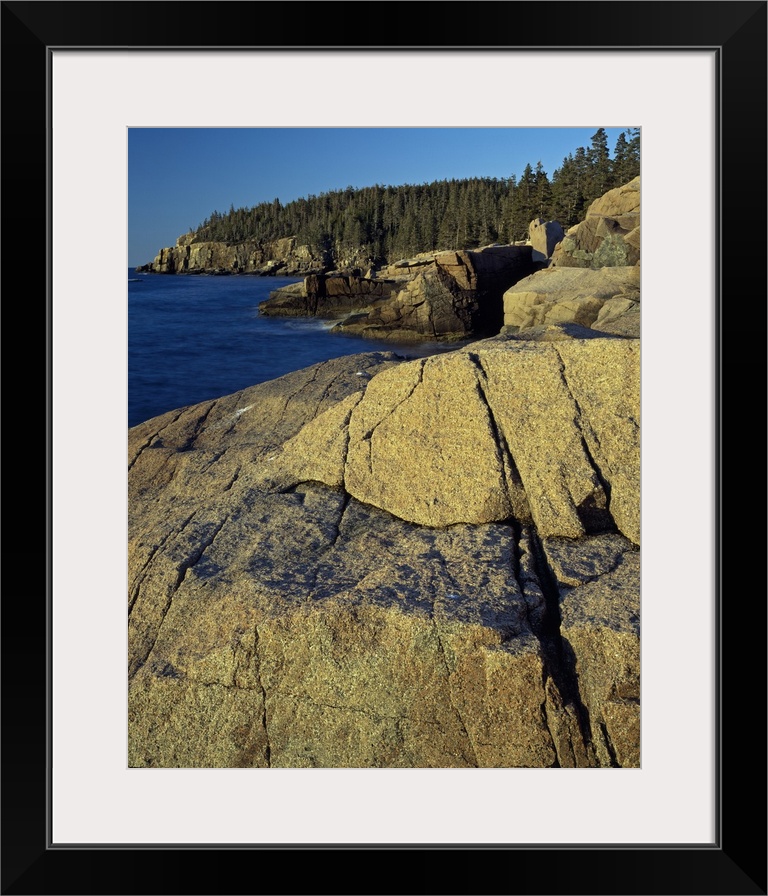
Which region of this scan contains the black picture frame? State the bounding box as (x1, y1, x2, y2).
(4, 2, 765, 893)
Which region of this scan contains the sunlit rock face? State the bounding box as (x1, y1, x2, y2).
(128, 335, 639, 769)
(529, 218, 565, 262)
(502, 265, 640, 336)
(550, 176, 640, 269)
(136, 235, 329, 276)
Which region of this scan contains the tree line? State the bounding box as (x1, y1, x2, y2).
(193, 128, 639, 264)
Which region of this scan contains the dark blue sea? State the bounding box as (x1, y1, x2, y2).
(129, 270, 466, 428)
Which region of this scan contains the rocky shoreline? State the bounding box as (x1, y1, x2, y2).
(128, 178, 641, 768)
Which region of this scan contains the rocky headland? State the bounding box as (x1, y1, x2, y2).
(128, 178, 640, 768)
(137, 177, 640, 345)
(135, 234, 331, 277)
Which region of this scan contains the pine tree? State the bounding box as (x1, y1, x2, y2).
(609, 128, 640, 188)
(186, 129, 630, 266)
(437, 181, 461, 250)
(501, 174, 517, 243)
(533, 161, 552, 219)
(509, 163, 537, 240)
(612, 132, 630, 187)
(586, 128, 612, 203)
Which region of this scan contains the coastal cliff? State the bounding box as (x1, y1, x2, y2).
(128, 178, 641, 768)
(136, 234, 329, 276)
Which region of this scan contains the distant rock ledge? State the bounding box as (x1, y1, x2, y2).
(135, 235, 329, 277)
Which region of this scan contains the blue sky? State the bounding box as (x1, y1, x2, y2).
(128, 127, 631, 266)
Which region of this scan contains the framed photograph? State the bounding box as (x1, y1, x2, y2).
(5, 1, 765, 893)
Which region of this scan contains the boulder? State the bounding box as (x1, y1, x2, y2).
(592, 296, 641, 337)
(550, 177, 640, 268)
(502, 265, 640, 333)
(529, 218, 565, 261)
(128, 338, 640, 768)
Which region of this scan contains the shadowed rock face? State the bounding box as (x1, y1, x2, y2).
(128, 338, 639, 768)
(259, 273, 401, 319)
(259, 245, 539, 342)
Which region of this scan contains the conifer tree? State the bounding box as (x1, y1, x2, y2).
(187, 128, 639, 267)
(586, 128, 612, 203)
(501, 174, 517, 243)
(437, 181, 461, 250)
(550, 155, 576, 225)
(609, 128, 640, 188)
(533, 161, 552, 219)
(509, 164, 537, 241)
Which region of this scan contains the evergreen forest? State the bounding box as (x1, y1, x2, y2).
(192, 128, 639, 264)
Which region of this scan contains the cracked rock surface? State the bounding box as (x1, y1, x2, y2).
(129, 338, 639, 768)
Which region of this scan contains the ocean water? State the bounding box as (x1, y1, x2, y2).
(128, 270, 467, 428)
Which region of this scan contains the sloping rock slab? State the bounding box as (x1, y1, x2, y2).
(129, 340, 639, 768)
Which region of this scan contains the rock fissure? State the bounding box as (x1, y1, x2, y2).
(130, 516, 228, 679)
(510, 523, 564, 766)
(539, 675, 561, 768)
(553, 348, 614, 521)
(200, 449, 227, 473)
(173, 518, 228, 593)
(127, 435, 156, 471)
(467, 352, 521, 508)
(128, 514, 196, 616)
(128, 410, 186, 469)
(281, 364, 321, 418)
(357, 361, 425, 476)
(432, 616, 481, 768)
(310, 368, 357, 420)
(306, 493, 351, 598)
(526, 526, 593, 754)
(204, 391, 250, 437)
(253, 624, 271, 767)
(223, 466, 242, 492)
(373, 360, 426, 439)
(191, 679, 261, 692)
(179, 400, 217, 450)
(279, 689, 463, 729)
(599, 722, 620, 768)
(330, 493, 351, 549)
(508, 520, 533, 629)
